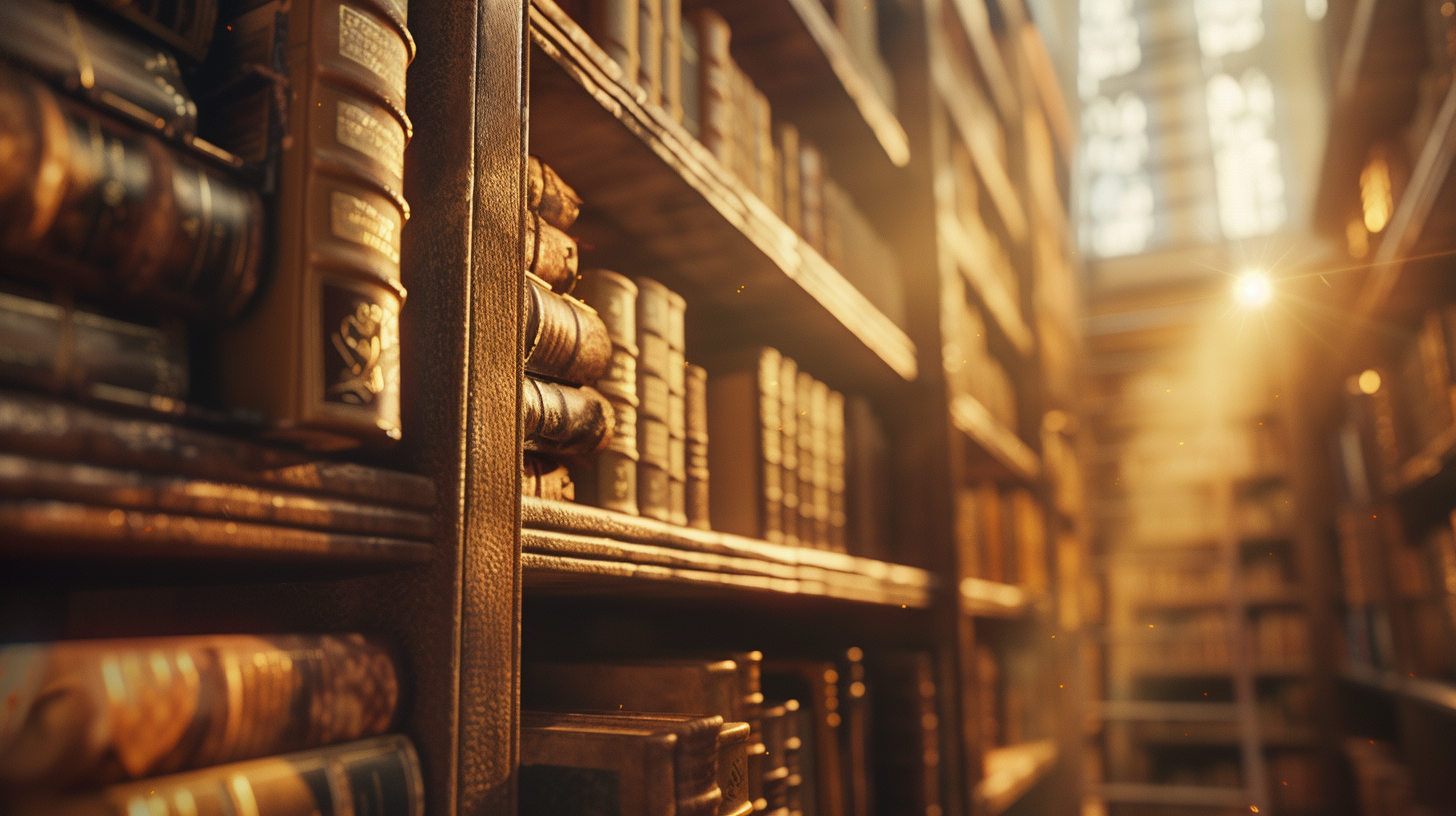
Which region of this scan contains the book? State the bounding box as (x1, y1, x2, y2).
(662, 0, 682, 123)
(844, 396, 889, 561)
(691, 7, 732, 171)
(0, 0, 199, 137)
(832, 0, 893, 108)
(759, 702, 794, 816)
(525, 210, 582, 294)
(637, 277, 675, 521)
(685, 363, 710, 529)
(827, 390, 846, 553)
(837, 648, 872, 816)
(730, 65, 755, 192)
(866, 653, 942, 816)
(90, 0, 219, 62)
(12, 735, 424, 816)
(0, 634, 397, 790)
(591, 0, 638, 87)
(637, 0, 662, 106)
(1010, 488, 1048, 595)
(779, 356, 800, 548)
(0, 290, 188, 402)
(523, 377, 616, 457)
(217, 0, 415, 449)
(666, 285, 687, 526)
(524, 454, 576, 501)
(573, 269, 640, 514)
(761, 661, 844, 816)
(795, 372, 815, 547)
(520, 710, 723, 816)
(528, 155, 583, 230)
(974, 644, 1000, 754)
(524, 273, 612, 387)
(0, 66, 262, 319)
(798, 142, 825, 254)
(780, 699, 807, 816)
(753, 89, 777, 212)
(777, 124, 802, 235)
(809, 380, 830, 550)
(678, 10, 700, 135)
(706, 347, 782, 542)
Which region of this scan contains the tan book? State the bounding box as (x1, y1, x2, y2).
(520, 710, 722, 816)
(707, 348, 783, 542)
(795, 371, 815, 547)
(662, 0, 683, 122)
(731, 65, 756, 190)
(591, 0, 638, 85)
(777, 123, 802, 235)
(13, 736, 423, 816)
(637, 277, 676, 521)
(762, 661, 845, 816)
(691, 7, 733, 170)
(524, 210, 582, 293)
(954, 486, 982, 580)
(218, 0, 413, 449)
(810, 379, 830, 549)
(779, 356, 801, 548)
(0, 635, 397, 790)
(637, 0, 663, 106)
(753, 88, 778, 210)
(974, 644, 1000, 754)
(527, 155, 583, 230)
(666, 288, 688, 526)
(574, 269, 641, 514)
(827, 390, 846, 553)
(523, 378, 615, 457)
(978, 483, 1005, 583)
(685, 363, 712, 529)
(678, 10, 701, 135)
(1010, 488, 1048, 595)
(524, 274, 612, 387)
(799, 141, 826, 253)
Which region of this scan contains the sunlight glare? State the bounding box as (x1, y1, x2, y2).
(1233, 271, 1273, 309)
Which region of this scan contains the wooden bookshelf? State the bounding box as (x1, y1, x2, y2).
(959, 576, 1033, 618)
(1342, 664, 1456, 716)
(952, 393, 1042, 482)
(975, 739, 1059, 816)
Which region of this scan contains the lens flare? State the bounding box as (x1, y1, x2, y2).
(1233, 272, 1272, 309)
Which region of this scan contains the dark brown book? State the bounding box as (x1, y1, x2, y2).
(0, 66, 262, 319)
(843, 396, 888, 561)
(691, 7, 732, 170)
(685, 363, 710, 529)
(524, 454, 576, 501)
(706, 347, 782, 543)
(798, 141, 826, 253)
(0, 635, 397, 790)
(637, 277, 674, 521)
(525, 274, 612, 387)
(0, 390, 435, 509)
(762, 661, 845, 816)
(0, 0, 198, 137)
(90, 0, 220, 62)
(524, 210, 581, 294)
(0, 291, 187, 402)
(591, 0, 638, 84)
(759, 702, 794, 816)
(836, 648, 872, 816)
(520, 710, 723, 816)
(573, 269, 640, 514)
(865, 653, 942, 816)
(528, 154, 582, 230)
(523, 377, 616, 457)
(974, 644, 1000, 755)
(13, 735, 424, 816)
(779, 356, 800, 547)
(217, 0, 414, 449)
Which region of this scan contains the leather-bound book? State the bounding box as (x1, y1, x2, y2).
(798, 142, 826, 253)
(13, 736, 423, 816)
(678, 10, 700, 135)
(216, 0, 413, 449)
(691, 7, 732, 170)
(836, 648, 872, 816)
(0, 634, 397, 790)
(865, 653, 942, 816)
(782, 699, 807, 816)
(520, 710, 723, 816)
(90, 0, 219, 62)
(777, 124, 802, 236)
(827, 390, 846, 553)
(591, 0, 638, 85)
(1010, 488, 1048, 595)
(638, 0, 663, 106)
(795, 372, 815, 547)
(707, 347, 783, 542)
(685, 363, 710, 529)
(0, 68, 261, 319)
(524, 210, 581, 293)
(662, 0, 683, 122)
(753, 89, 777, 211)
(636, 277, 675, 520)
(731, 65, 755, 191)
(0, 291, 187, 403)
(573, 269, 640, 513)
(525, 274, 612, 387)
(523, 377, 615, 457)
(759, 702, 793, 816)
(778, 356, 800, 547)
(977, 483, 1005, 583)
(844, 396, 889, 561)
(0, 0, 198, 137)
(715, 721, 755, 816)
(974, 644, 1000, 755)
(666, 287, 687, 526)
(528, 155, 582, 230)
(762, 661, 845, 816)
(524, 454, 575, 501)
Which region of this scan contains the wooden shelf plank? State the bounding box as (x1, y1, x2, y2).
(976, 739, 1058, 816)
(1133, 588, 1303, 612)
(947, 0, 1019, 122)
(936, 207, 1033, 354)
(1125, 721, 1318, 748)
(1096, 783, 1248, 808)
(960, 576, 1031, 618)
(1094, 701, 1239, 722)
(528, 0, 917, 386)
(932, 56, 1027, 243)
(521, 498, 936, 608)
(951, 393, 1041, 482)
(1342, 665, 1456, 715)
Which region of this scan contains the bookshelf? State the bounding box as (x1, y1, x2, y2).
(0, 1, 1084, 816)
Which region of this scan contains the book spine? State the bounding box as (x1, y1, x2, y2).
(754, 89, 776, 209)
(218, 0, 415, 449)
(844, 396, 889, 560)
(980, 483, 1004, 583)
(0, 634, 398, 789)
(778, 124, 802, 235)
(758, 348, 784, 543)
(779, 357, 800, 548)
(17, 735, 424, 816)
(524, 210, 582, 294)
(87, 0, 220, 62)
(782, 699, 805, 816)
(637, 277, 674, 520)
(799, 141, 825, 253)
(523, 377, 616, 457)
(691, 8, 732, 170)
(678, 12, 700, 136)
(796, 371, 815, 547)
(810, 380, 830, 550)
(0, 67, 262, 319)
(0, 291, 188, 401)
(592, 0, 639, 86)
(718, 721, 755, 816)
(524, 274, 612, 386)
(685, 364, 710, 529)
(667, 290, 688, 526)
(827, 390, 846, 553)
(0, 0, 198, 136)
(575, 269, 640, 514)
(527, 155, 583, 230)
(523, 454, 576, 501)
(1420, 309, 1455, 434)
(637, 0, 663, 106)
(732, 65, 756, 191)
(662, 0, 683, 123)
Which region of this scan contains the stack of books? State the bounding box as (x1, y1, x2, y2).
(0, 635, 424, 816)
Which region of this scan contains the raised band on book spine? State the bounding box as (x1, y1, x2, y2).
(573, 269, 640, 514)
(637, 277, 674, 521)
(524, 274, 611, 387)
(0, 634, 398, 790)
(685, 363, 710, 529)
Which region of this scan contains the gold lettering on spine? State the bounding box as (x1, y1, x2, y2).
(330, 191, 400, 265)
(337, 5, 407, 95)
(336, 100, 405, 178)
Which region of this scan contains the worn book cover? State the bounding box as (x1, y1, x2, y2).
(707, 348, 783, 542)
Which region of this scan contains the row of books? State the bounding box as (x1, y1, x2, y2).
(954, 482, 1048, 591)
(1359, 306, 1456, 474)
(0, 0, 415, 449)
(519, 649, 941, 816)
(0, 635, 422, 816)
(944, 295, 1019, 434)
(971, 644, 1054, 758)
(1124, 609, 1309, 673)
(556, 0, 907, 328)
